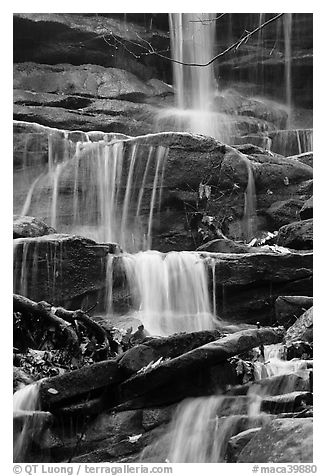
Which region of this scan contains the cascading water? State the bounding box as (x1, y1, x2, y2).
(283, 13, 293, 127)
(122, 250, 217, 335)
(160, 13, 232, 141)
(17, 127, 168, 252)
(242, 158, 257, 242)
(152, 342, 312, 462)
(13, 383, 41, 462)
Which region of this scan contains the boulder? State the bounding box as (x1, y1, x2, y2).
(275, 295, 313, 327)
(142, 405, 176, 431)
(277, 219, 313, 250)
(287, 152, 313, 168)
(286, 341, 313, 360)
(266, 199, 304, 229)
(13, 234, 112, 308)
(14, 63, 160, 100)
(226, 427, 261, 462)
(285, 307, 313, 344)
(13, 215, 56, 239)
(196, 238, 253, 253)
(300, 196, 313, 219)
(237, 418, 313, 462)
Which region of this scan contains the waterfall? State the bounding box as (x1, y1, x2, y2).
(122, 250, 217, 335)
(242, 159, 257, 242)
(18, 130, 168, 252)
(13, 383, 41, 462)
(154, 342, 311, 463)
(253, 343, 312, 380)
(283, 13, 293, 127)
(166, 13, 231, 141)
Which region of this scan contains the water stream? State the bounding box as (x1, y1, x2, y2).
(13, 383, 41, 462)
(145, 343, 311, 462)
(122, 250, 217, 335)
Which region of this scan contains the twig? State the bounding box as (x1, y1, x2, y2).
(135, 13, 284, 67)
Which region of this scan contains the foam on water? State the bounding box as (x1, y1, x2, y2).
(122, 250, 218, 335)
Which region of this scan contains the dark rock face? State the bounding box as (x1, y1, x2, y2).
(277, 218, 313, 250)
(300, 196, 313, 219)
(265, 199, 305, 229)
(13, 215, 56, 239)
(217, 13, 312, 109)
(285, 307, 313, 344)
(13, 234, 111, 308)
(238, 418, 313, 463)
(13, 14, 170, 80)
(275, 295, 313, 328)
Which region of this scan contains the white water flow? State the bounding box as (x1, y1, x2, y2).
(13, 383, 40, 462)
(20, 134, 168, 252)
(253, 343, 312, 380)
(283, 13, 293, 127)
(167, 13, 231, 141)
(122, 250, 217, 335)
(242, 158, 257, 242)
(161, 342, 311, 462)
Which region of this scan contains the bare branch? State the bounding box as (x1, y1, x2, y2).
(189, 13, 227, 23)
(100, 13, 284, 68)
(152, 13, 284, 67)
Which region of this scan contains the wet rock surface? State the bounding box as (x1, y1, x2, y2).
(277, 218, 313, 250)
(237, 418, 313, 462)
(275, 295, 313, 328)
(285, 307, 313, 344)
(13, 234, 112, 307)
(13, 215, 56, 239)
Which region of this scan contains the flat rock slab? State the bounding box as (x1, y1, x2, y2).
(238, 418, 313, 462)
